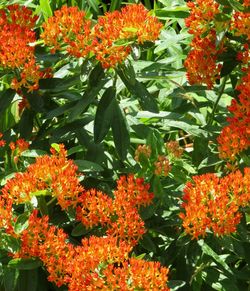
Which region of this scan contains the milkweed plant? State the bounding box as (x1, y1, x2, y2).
(0, 0, 249, 290)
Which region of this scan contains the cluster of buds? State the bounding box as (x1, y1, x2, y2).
(134, 144, 151, 162)
(154, 155, 171, 177)
(134, 140, 184, 177)
(165, 140, 184, 159)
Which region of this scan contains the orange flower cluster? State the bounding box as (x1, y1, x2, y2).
(185, 0, 220, 36)
(0, 5, 37, 68)
(154, 155, 171, 177)
(184, 1, 223, 88)
(13, 210, 169, 290)
(179, 168, 250, 239)
(217, 70, 250, 160)
(184, 31, 223, 89)
(231, 12, 250, 40)
(134, 144, 151, 162)
(2, 144, 83, 209)
(185, 0, 250, 88)
(0, 4, 51, 92)
(41, 4, 162, 68)
(93, 4, 162, 68)
(0, 141, 169, 289)
(9, 138, 29, 164)
(41, 6, 92, 57)
(231, 0, 250, 41)
(76, 175, 154, 245)
(134, 143, 175, 177)
(165, 140, 183, 159)
(103, 258, 169, 290)
(0, 196, 14, 234)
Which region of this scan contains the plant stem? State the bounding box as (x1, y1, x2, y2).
(208, 76, 228, 126)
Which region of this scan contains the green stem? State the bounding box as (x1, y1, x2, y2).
(208, 76, 228, 126)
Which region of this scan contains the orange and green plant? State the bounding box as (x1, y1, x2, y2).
(0, 1, 249, 290)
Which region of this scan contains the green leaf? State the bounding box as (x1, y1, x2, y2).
(14, 212, 30, 234)
(140, 234, 157, 253)
(3, 266, 19, 291)
(110, 0, 121, 11)
(117, 65, 158, 113)
(26, 92, 45, 113)
(21, 149, 47, 158)
(8, 258, 42, 270)
(45, 102, 76, 119)
(0, 233, 20, 253)
(111, 100, 130, 160)
(39, 0, 52, 19)
(71, 222, 90, 236)
(18, 109, 34, 139)
(0, 89, 16, 115)
(68, 67, 108, 122)
(74, 160, 104, 172)
(87, 0, 101, 14)
(167, 280, 186, 290)
(94, 87, 116, 143)
(50, 117, 93, 142)
(221, 60, 240, 77)
(0, 100, 19, 132)
(155, 7, 189, 19)
(17, 269, 38, 291)
(37, 196, 49, 216)
(228, 0, 244, 11)
(39, 76, 80, 93)
(198, 240, 233, 275)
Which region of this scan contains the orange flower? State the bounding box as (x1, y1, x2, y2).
(0, 4, 51, 92)
(92, 4, 162, 68)
(231, 11, 250, 40)
(114, 175, 154, 208)
(2, 144, 83, 209)
(179, 169, 250, 239)
(4, 4, 38, 29)
(0, 197, 14, 234)
(41, 5, 92, 57)
(185, 0, 220, 36)
(17, 212, 168, 290)
(218, 70, 250, 160)
(75, 175, 154, 245)
(76, 189, 113, 228)
(184, 32, 223, 88)
(103, 258, 170, 291)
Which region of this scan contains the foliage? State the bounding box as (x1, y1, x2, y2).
(0, 0, 249, 290)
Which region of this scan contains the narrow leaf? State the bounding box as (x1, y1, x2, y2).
(111, 100, 130, 160)
(94, 87, 116, 143)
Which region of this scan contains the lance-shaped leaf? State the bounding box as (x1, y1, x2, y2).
(94, 87, 116, 143)
(111, 99, 130, 160)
